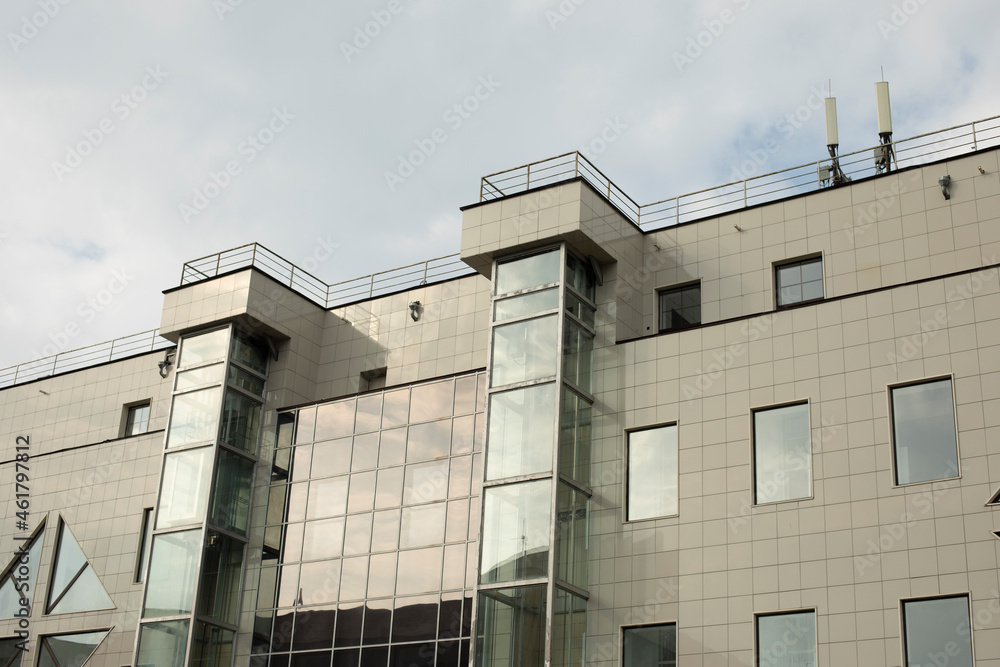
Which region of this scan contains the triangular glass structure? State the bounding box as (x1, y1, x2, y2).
(0, 523, 44, 618)
(45, 521, 113, 615)
(987, 488, 1000, 506)
(37, 631, 109, 667)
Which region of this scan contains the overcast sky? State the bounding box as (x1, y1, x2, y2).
(1, 0, 998, 370)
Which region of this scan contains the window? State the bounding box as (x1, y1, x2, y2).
(46, 520, 113, 615)
(135, 508, 153, 583)
(658, 282, 700, 332)
(890, 378, 959, 485)
(626, 425, 678, 521)
(37, 631, 109, 667)
(0, 637, 24, 667)
(752, 402, 811, 504)
(623, 624, 676, 667)
(756, 610, 816, 666)
(776, 256, 823, 307)
(0, 525, 44, 618)
(124, 401, 151, 437)
(902, 595, 973, 667)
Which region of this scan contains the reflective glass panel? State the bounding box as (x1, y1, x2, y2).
(368, 553, 397, 599)
(343, 513, 373, 556)
(903, 596, 972, 667)
(220, 388, 262, 454)
(562, 316, 593, 392)
(566, 252, 596, 300)
(491, 315, 558, 387)
(38, 631, 108, 667)
(623, 624, 676, 667)
(565, 290, 595, 328)
(307, 476, 349, 520)
(757, 611, 816, 666)
(126, 403, 151, 436)
(136, 621, 190, 667)
(658, 282, 700, 333)
(559, 388, 591, 485)
(627, 425, 678, 520)
(296, 407, 316, 444)
(47, 522, 113, 615)
(302, 518, 345, 561)
(410, 379, 455, 423)
(363, 598, 392, 644)
(197, 532, 244, 625)
(382, 389, 410, 429)
(167, 387, 222, 447)
(0, 639, 22, 667)
(495, 249, 560, 295)
(448, 455, 472, 499)
(190, 622, 234, 667)
(335, 604, 364, 647)
(454, 375, 478, 416)
(230, 328, 268, 374)
(753, 403, 811, 504)
(312, 437, 352, 478)
(136, 508, 153, 583)
(777, 256, 823, 306)
(175, 363, 225, 391)
(210, 449, 254, 534)
(347, 471, 376, 513)
(293, 605, 336, 651)
(396, 547, 443, 595)
(179, 328, 229, 369)
(356, 394, 383, 434)
(403, 460, 449, 505)
(351, 432, 380, 472)
(339, 557, 368, 601)
(407, 419, 452, 463)
(494, 289, 559, 321)
(316, 400, 356, 442)
(228, 364, 265, 396)
(375, 466, 404, 509)
(552, 589, 587, 667)
(300, 561, 341, 606)
(371, 510, 401, 553)
(144, 530, 201, 617)
(442, 544, 466, 591)
(486, 384, 556, 480)
(481, 480, 551, 584)
(892, 379, 959, 485)
(451, 415, 475, 456)
(378, 427, 406, 467)
(392, 595, 438, 643)
(556, 483, 588, 589)
(400, 503, 447, 549)
(157, 446, 213, 529)
(476, 586, 546, 667)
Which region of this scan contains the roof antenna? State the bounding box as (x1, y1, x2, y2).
(819, 80, 849, 187)
(874, 71, 895, 174)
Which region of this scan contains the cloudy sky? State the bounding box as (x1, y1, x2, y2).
(1, 0, 998, 370)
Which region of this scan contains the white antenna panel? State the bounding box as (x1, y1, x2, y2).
(825, 97, 839, 148)
(875, 81, 892, 135)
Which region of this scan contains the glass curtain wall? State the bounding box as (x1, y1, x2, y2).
(477, 246, 595, 667)
(135, 325, 269, 667)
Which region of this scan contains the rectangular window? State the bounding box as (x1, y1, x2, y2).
(623, 624, 676, 667)
(756, 610, 816, 666)
(776, 256, 823, 307)
(891, 378, 959, 485)
(124, 402, 151, 437)
(658, 282, 700, 332)
(626, 425, 678, 521)
(135, 508, 153, 583)
(752, 402, 811, 504)
(902, 595, 973, 667)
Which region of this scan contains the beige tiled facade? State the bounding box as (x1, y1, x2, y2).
(2, 143, 1000, 666)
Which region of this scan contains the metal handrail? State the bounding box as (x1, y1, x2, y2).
(0, 329, 174, 389)
(179, 242, 474, 310)
(479, 114, 1000, 230)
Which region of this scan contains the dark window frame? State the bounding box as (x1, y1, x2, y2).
(775, 255, 824, 308)
(900, 594, 974, 667)
(889, 375, 961, 487)
(122, 400, 152, 437)
(622, 622, 677, 667)
(657, 281, 701, 333)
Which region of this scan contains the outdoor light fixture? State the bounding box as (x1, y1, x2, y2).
(939, 175, 952, 200)
(409, 301, 421, 322)
(157, 350, 175, 378)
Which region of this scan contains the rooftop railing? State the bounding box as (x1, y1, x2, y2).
(0, 329, 173, 389)
(180, 243, 474, 309)
(480, 114, 1000, 230)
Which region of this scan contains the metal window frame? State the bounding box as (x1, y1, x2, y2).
(749, 399, 814, 506)
(622, 422, 680, 523)
(752, 607, 818, 667)
(656, 280, 702, 333)
(774, 253, 824, 308)
(887, 374, 962, 488)
(899, 593, 975, 667)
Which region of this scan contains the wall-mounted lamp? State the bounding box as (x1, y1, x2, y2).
(409, 301, 421, 322)
(938, 174, 952, 201)
(158, 350, 176, 378)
